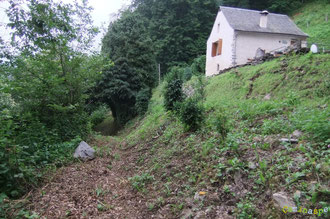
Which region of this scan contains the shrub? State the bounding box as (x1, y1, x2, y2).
(164, 67, 184, 111)
(177, 97, 205, 131)
(214, 110, 230, 140)
(0, 112, 81, 197)
(90, 105, 109, 127)
(191, 55, 206, 75)
(135, 88, 152, 115)
(183, 67, 192, 81)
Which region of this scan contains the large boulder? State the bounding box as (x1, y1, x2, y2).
(73, 141, 95, 161)
(273, 192, 296, 210)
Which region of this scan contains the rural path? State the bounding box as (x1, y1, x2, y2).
(25, 137, 154, 219)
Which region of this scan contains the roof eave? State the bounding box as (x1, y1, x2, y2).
(234, 29, 309, 37)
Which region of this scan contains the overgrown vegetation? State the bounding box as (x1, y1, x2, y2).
(120, 52, 330, 218)
(0, 0, 101, 198)
(1, 0, 329, 218)
(293, 0, 330, 46)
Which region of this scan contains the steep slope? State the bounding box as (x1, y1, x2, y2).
(118, 53, 329, 218)
(10, 54, 329, 219)
(292, 0, 330, 47)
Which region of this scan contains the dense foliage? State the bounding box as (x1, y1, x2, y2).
(0, 0, 101, 197)
(132, 0, 218, 72)
(177, 97, 205, 131)
(94, 11, 157, 124)
(218, 0, 316, 13)
(96, 0, 321, 123)
(163, 67, 184, 111)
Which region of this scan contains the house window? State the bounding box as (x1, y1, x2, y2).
(211, 38, 223, 57)
(217, 23, 220, 33)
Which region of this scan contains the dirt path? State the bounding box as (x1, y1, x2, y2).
(25, 137, 151, 219)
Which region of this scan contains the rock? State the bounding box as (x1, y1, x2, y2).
(263, 93, 271, 100)
(280, 138, 298, 144)
(255, 48, 266, 60)
(73, 141, 95, 161)
(273, 192, 296, 210)
(183, 85, 195, 98)
(291, 130, 303, 139)
(248, 162, 256, 170)
(294, 190, 301, 199)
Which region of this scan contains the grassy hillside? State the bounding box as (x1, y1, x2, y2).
(292, 0, 330, 47)
(115, 53, 329, 218)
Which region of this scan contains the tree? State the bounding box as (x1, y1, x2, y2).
(96, 10, 157, 123)
(0, 0, 104, 197)
(6, 0, 100, 140)
(132, 0, 218, 72)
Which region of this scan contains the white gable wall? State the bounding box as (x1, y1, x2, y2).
(206, 11, 234, 77)
(235, 31, 307, 65)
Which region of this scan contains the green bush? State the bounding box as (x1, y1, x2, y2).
(164, 67, 184, 111)
(90, 105, 109, 127)
(183, 67, 192, 81)
(214, 110, 230, 140)
(0, 112, 81, 197)
(135, 88, 152, 115)
(191, 55, 206, 75)
(177, 97, 205, 131)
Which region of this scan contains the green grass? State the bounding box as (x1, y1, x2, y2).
(292, 0, 330, 46)
(119, 52, 329, 218)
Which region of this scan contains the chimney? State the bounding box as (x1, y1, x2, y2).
(260, 10, 269, 28)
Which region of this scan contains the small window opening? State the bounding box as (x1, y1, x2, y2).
(217, 23, 220, 33)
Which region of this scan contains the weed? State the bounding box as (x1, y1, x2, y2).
(214, 162, 226, 177)
(114, 153, 120, 161)
(129, 172, 154, 192)
(213, 110, 230, 140)
(236, 199, 257, 219)
(95, 187, 108, 197)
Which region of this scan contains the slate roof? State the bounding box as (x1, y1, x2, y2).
(220, 6, 308, 37)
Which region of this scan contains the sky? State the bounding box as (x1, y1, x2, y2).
(0, 0, 132, 51)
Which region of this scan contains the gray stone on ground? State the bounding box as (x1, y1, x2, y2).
(263, 93, 271, 100)
(280, 138, 298, 144)
(248, 161, 256, 169)
(73, 141, 95, 161)
(255, 48, 266, 59)
(292, 130, 303, 139)
(273, 192, 296, 210)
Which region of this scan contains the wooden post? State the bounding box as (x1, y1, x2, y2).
(158, 63, 161, 85)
